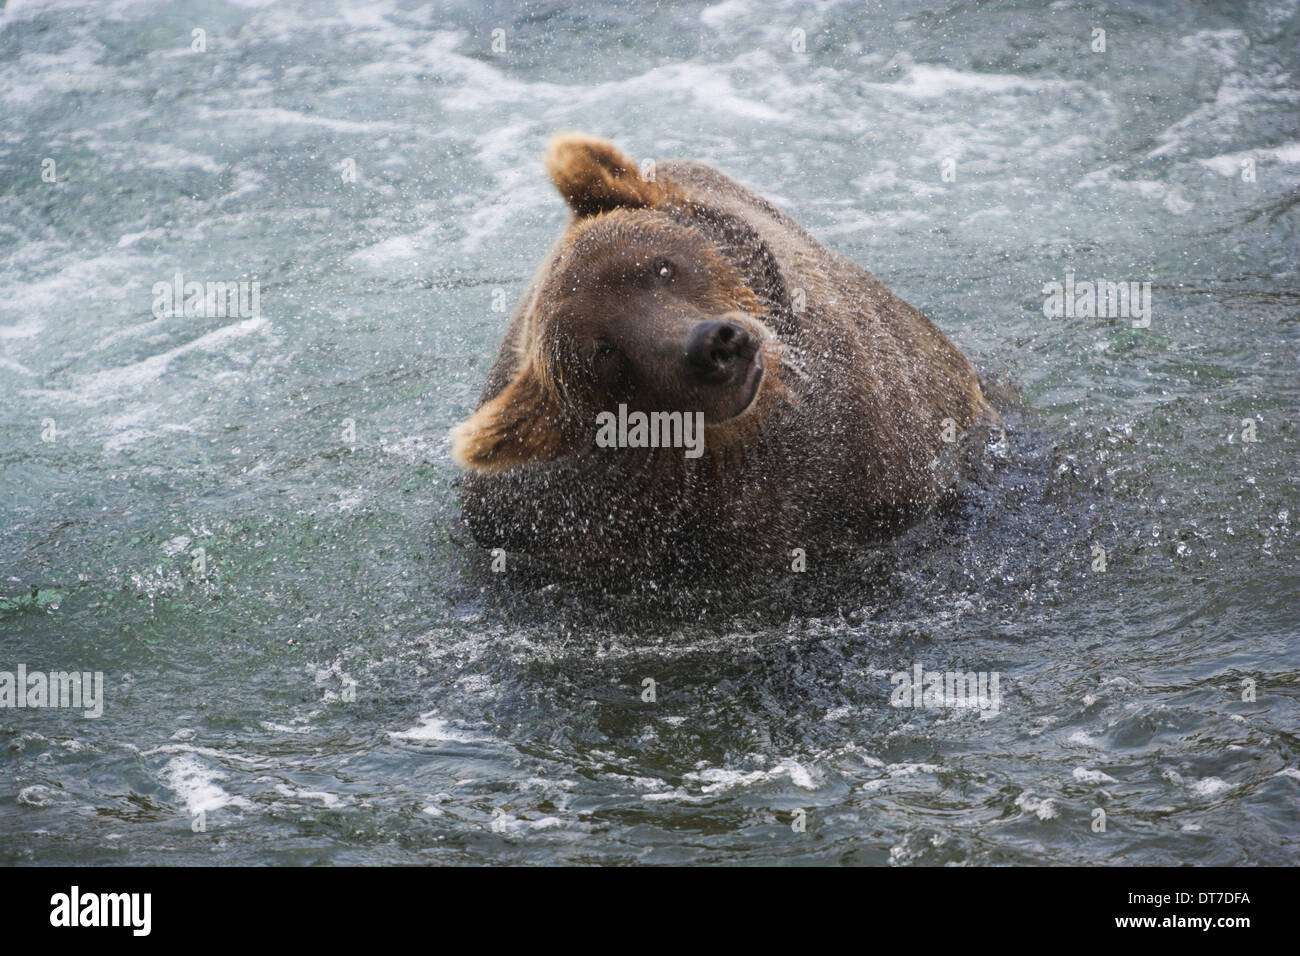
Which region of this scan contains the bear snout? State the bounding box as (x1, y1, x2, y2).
(684, 320, 756, 384)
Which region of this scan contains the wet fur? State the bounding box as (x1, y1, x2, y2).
(452, 134, 1000, 566)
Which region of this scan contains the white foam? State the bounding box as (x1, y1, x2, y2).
(424, 34, 787, 124)
(0, 356, 34, 375)
(1189, 776, 1232, 797)
(17, 784, 61, 807)
(700, 0, 748, 29)
(140, 144, 225, 175)
(1014, 792, 1058, 820)
(161, 535, 192, 557)
(1176, 29, 1248, 71)
(1147, 67, 1300, 160)
(142, 743, 265, 766)
(116, 228, 170, 248)
(488, 811, 569, 833)
(1197, 141, 1300, 176)
(0, 38, 114, 106)
(274, 785, 342, 808)
(332, 491, 368, 513)
(27, 316, 268, 406)
(1072, 767, 1117, 784)
(390, 713, 489, 744)
(347, 230, 439, 271)
(258, 721, 313, 734)
(160, 755, 252, 814)
(866, 63, 1092, 100)
(194, 105, 406, 135)
(217, 168, 267, 205)
(642, 788, 692, 802)
(684, 757, 820, 793)
(0, 317, 43, 340)
(378, 434, 435, 464)
(886, 762, 943, 777)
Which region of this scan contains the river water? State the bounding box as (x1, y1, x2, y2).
(1, 0, 1297, 865)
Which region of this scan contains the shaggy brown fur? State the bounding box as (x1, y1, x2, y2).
(451, 133, 1001, 565)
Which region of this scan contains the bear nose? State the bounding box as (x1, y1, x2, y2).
(684, 320, 753, 382)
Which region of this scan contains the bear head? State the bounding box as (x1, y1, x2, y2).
(450, 134, 785, 473)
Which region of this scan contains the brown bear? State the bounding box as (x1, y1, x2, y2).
(451, 133, 1001, 567)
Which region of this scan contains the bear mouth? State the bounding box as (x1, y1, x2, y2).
(726, 350, 765, 420)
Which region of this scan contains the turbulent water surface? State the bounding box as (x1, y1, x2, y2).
(1, 0, 1298, 865)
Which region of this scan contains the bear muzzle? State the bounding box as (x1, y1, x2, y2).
(682, 315, 769, 422)
(684, 320, 756, 382)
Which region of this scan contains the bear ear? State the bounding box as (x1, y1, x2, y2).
(545, 132, 673, 217)
(450, 362, 581, 472)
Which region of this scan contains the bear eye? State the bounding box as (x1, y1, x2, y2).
(651, 258, 675, 281)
